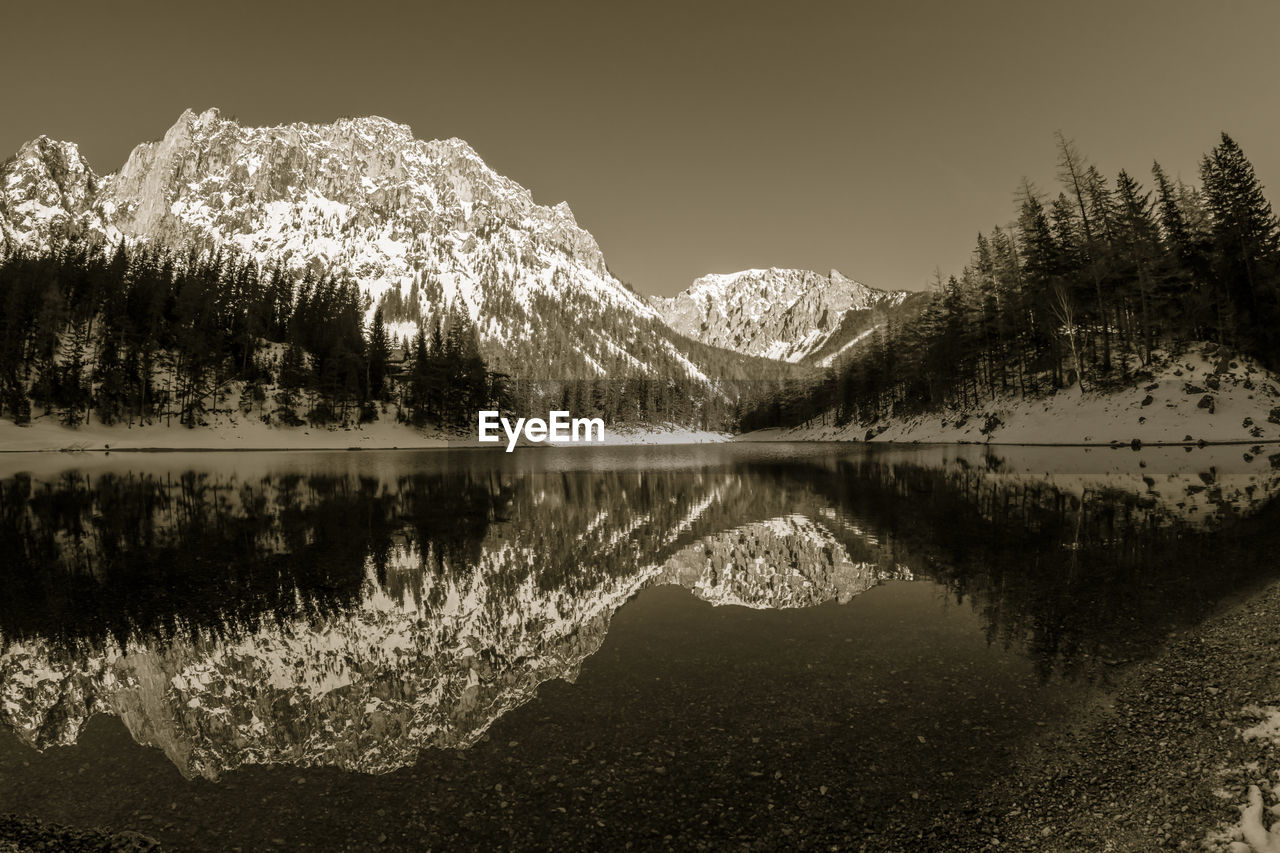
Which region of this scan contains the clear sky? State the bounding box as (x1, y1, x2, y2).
(3, 0, 1278, 295)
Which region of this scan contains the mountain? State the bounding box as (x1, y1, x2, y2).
(0, 108, 742, 383)
(0, 137, 101, 246)
(653, 267, 918, 366)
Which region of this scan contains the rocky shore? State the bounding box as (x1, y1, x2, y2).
(923, 579, 1280, 852)
(0, 814, 160, 852)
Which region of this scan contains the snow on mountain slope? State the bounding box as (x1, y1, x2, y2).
(0, 109, 704, 381)
(0, 137, 100, 246)
(654, 267, 911, 364)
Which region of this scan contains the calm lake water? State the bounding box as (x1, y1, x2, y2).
(1, 442, 1278, 850)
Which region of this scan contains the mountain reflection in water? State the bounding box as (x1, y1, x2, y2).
(1, 443, 1279, 781)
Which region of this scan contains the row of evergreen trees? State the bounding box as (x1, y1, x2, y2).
(0, 239, 766, 433)
(0, 242, 509, 429)
(739, 132, 1280, 432)
(399, 307, 507, 430)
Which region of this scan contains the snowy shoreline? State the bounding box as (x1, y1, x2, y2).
(736, 437, 1280, 448)
(0, 416, 730, 454)
(740, 345, 1280, 449)
(9, 344, 1280, 454)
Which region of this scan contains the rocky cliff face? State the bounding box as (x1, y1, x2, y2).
(0, 137, 100, 247)
(654, 268, 911, 364)
(92, 109, 614, 284)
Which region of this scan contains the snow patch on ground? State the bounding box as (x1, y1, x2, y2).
(1243, 707, 1280, 745)
(1207, 782, 1280, 853)
(743, 345, 1280, 446)
(1207, 706, 1280, 852)
(0, 414, 448, 452)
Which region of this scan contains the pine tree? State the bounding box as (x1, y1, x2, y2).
(1112, 170, 1163, 362)
(367, 307, 391, 401)
(1201, 133, 1280, 357)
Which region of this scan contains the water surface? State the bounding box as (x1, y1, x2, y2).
(1, 443, 1277, 849)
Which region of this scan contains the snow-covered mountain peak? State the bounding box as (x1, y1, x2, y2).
(0, 136, 100, 249)
(0, 109, 719, 379)
(11, 135, 89, 165)
(552, 200, 578, 223)
(1, 108, 614, 280)
(655, 267, 910, 363)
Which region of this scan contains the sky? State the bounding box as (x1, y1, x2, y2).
(3, 0, 1278, 296)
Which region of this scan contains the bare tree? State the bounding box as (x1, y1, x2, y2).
(1049, 281, 1086, 391)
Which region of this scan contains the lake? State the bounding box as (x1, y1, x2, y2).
(1, 442, 1278, 850)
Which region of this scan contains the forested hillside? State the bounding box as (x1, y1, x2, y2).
(740, 133, 1280, 433)
(0, 240, 810, 434)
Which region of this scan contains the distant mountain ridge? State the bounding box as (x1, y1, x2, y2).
(654, 267, 915, 365)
